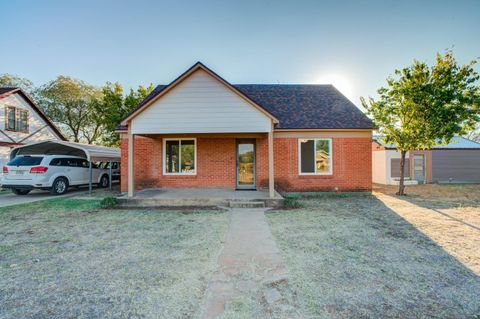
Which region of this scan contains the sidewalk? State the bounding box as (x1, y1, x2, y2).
(200, 208, 301, 318)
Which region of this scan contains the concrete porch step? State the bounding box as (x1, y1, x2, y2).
(116, 188, 284, 209)
(229, 201, 265, 208)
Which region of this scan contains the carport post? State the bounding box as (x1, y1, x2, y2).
(89, 160, 93, 195)
(109, 160, 112, 191)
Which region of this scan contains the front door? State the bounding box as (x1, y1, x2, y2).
(236, 139, 256, 189)
(413, 154, 425, 183)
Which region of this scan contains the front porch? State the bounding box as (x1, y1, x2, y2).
(117, 188, 283, 208)
(123, 132, 276, 199)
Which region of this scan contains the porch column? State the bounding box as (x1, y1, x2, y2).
(127, 125, 135, 197)
(268, 123, 275, 199)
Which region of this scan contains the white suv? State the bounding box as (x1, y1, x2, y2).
(2, 155, 112, 195)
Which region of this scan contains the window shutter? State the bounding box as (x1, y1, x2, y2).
(15, 108, 19, 131)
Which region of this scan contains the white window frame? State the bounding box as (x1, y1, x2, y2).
(298, 138, 333, 175)
(163, 138, 197, 176)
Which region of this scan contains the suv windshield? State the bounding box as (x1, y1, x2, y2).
(7, 156, 43, 166)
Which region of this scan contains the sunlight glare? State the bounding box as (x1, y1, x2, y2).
(316, 74, 355, 102)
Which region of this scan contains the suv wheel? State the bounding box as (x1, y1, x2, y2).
(51, 177, 69, 195)
(99, 175, 109, 188)
(12, 189, 31, 195)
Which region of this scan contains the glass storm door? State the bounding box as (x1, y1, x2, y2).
(236, 140, 256, 189)
(413, 154, 425, 183)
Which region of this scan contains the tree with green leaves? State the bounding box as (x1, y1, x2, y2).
(467, 124, 480, 142)
(0, 74, 41, 101)
(40, 76, 102, 143)
(93, 82, 153, 146)
(362, 51, 480, 195)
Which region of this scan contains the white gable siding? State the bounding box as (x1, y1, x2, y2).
(0, 93, 62, 143)
(131, 69, 272, 134)
(0, 146, 11, 167)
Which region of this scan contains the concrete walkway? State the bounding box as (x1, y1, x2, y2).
(200, 208, 299, 318)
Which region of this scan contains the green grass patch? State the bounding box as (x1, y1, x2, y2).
(100, 196, 118, 209)
(0, 197, 101, 216)
(282, 194, 303, 209)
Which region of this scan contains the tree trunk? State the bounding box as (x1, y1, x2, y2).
(396, 150, 407, 196)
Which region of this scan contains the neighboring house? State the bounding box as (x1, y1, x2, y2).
(372, 136, 480, 185)
(116, 62, 373, 197)
(0, 88, 65, 167)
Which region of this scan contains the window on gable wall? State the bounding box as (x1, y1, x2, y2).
(5, 107, 28, 133)
(299, 138, 332, 175)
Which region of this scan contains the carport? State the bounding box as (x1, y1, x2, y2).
(10, 140, 120, 194)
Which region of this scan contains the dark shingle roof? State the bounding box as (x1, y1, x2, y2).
(117, 83, 373, 130)
(135, 85, 167, 111)
(0, 87, 17, 95)
(234, 84, 372, 129)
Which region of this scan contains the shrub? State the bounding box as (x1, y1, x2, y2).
(100, 196, 118, 209)
(283, 194, 302, 209)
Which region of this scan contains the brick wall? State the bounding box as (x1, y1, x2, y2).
(273, 137, 372, 192)
(121, 136, 240, 191)
(121, 136, 372, 192)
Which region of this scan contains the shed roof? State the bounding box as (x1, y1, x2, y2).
(374, 136, 480, 150)
(11, 141, 120, 162)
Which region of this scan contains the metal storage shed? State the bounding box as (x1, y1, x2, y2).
(373, 136, 480, 184)
(10, 140, 120, 194)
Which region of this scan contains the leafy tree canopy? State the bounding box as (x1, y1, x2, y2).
(362, 51, 480, 195)
(0, 73, 153, 146)
(40, 76, 102, 143)
(93, 82, 153, 146)
(0, 74, 41, 101)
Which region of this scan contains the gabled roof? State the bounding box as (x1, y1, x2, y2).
(374, 136, 480, 150)
(121, 62, 279, 125)
(117, 62, 373, 131)
(0, 87, 66, 140)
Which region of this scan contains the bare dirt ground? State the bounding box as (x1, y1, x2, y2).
(267, 186, 480, 318)
(1, 185, 479, 318)
(0, 198, 229, 319)
(374, 183, 480, 274)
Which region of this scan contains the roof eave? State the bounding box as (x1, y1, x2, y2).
(121, 62, 279, 126)
(0, 88, 67, 141)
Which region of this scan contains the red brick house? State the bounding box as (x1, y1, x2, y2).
(116, 62, 373, 198)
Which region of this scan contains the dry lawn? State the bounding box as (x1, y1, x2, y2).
(267, 189, 480, 318)
(375, 184, 480, 275)
(0, 198, 229, 319)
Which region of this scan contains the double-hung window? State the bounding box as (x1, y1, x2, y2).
(163, 138, 196, 175)
(298, 138, 332, 175)
(5, 107, 28, 132)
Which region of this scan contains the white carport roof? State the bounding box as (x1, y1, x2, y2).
(11, 140, 120, 162)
